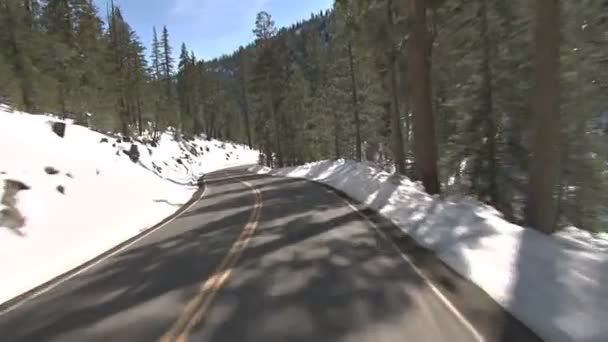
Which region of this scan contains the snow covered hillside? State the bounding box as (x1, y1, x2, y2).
(252, 160, 608, 342)
(0, 105, 258, 305)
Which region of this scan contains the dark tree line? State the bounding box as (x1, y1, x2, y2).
(0, 0, 239, 141)
(205, 1, 608, 234)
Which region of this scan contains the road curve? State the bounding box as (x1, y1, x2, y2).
(0, 167, 541, 342)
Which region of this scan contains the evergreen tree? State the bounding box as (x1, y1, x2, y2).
(160, 25, 179, 139)
(1, 0, 46, 111)
(336, 0, 363, 161)
(41, 0, 77, 116)
(71, 0, 109, 122)
(149, 26, 164, 139)
(106, 3, 147, 135)
(252, 11, 280, 166)
(238, 47, 253, 148)
(177, 43, 201, 135)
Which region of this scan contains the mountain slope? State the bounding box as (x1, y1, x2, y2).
(0, 104, 258, 305)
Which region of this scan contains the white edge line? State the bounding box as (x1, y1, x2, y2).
(0, 184, 208, 316)
(327, 189, 486, 342)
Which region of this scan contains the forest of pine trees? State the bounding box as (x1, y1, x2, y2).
(0, 0, 607, 234)
(0, 0, 211, 140)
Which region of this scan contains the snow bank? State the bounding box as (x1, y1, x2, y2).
(0, 105, 258, 305)
(253, 160, 608, 342)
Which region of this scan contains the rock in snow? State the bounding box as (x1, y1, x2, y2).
(56, 185, 65, 194)
(122, 144, 140, 163)
(0, 179, 30, 235)
(51, 121, 66, 138)
(2, 179, 31, 208)
(44, 166, 60, 175)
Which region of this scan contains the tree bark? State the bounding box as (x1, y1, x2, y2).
(526, 0, 561, 233)
(385, 0, 406, 175)
(480, 0, 498, 205)
(268, 80, 284, 167)
(347, 42, 362, 161)
(136, 94, 143, 136)
(408, 0, 441, 194)
(333, 109, 341, 159)
(390, 57, 407, 174)
(242, 92, 253, 149)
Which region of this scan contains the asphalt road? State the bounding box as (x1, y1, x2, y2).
(0, 167, 541, 342)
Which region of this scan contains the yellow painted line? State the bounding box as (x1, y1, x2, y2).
(161, 178, 262, 342)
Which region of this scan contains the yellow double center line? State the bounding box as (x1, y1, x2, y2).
(161, 178, 263, 342)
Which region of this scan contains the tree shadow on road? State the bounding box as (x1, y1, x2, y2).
(0, 174, 426, 342)
(0, 170, 546, 342)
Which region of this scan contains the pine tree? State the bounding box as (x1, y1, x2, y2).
(335, 0, 362, 161)
(238, 47, 253, 148)
(42, 0, 77, 116)
(72, 0, 109, 122)
(177, 42, 190, 131)
(252, 11, 280, 166)
(151, 27, 162, 80)
(125, 29, 147, 135)
(106, 4, 146, 135)
(160, 25, 179, 139)
(107, 3, 128, 134)
(358, 0, 408, 174)
(149, 26, 164, 139)
(177, 43, 201, 135)
(1, 0, 47, 112)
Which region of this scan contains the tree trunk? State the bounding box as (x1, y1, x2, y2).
(193, 106, 203, 135)
(403, 97, 414, 177)
(333, 109, 341, 159)
(526, 0, 561, 233)
(408, 0, 441, 194)
(480, 0, 498, 205)
(272, 107, 284, 167)
(136, 96, 143, 136)
(390, 57, 406, 174)
(348, 42, 362, 161)
(239, 56, 254, 149)
(267, 73, 283, 167)
(118, 96, 129, 136)
(265, 146, 272, 167)
(385, 0, 406, 175)
(171, 81, 182, 141)
(242, 94, 253, 149)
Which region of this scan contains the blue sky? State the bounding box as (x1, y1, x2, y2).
(93, 0, 333, 61)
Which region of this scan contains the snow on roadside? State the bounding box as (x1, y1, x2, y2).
(252, 160, 608, 342)
(0, 105, 258, 305)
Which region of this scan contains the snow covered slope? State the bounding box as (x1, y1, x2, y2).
(0, 105, 258, 305)
(253, 160, 608, 342)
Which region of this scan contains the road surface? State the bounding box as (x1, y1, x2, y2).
(0, 167, 541, 341)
